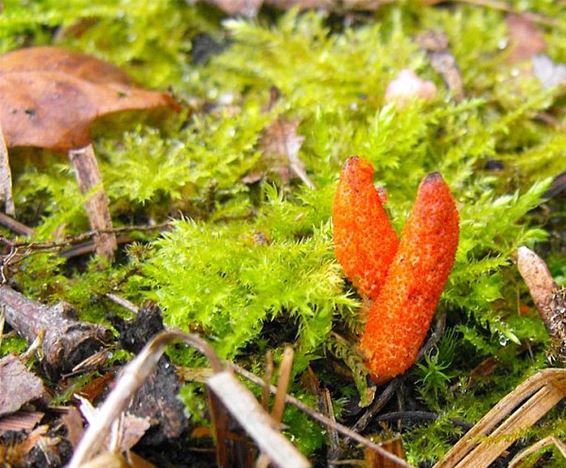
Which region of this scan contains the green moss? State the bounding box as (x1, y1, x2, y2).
(2, 1, 565, 464)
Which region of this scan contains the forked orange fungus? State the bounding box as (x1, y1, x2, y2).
(333, 158, 459, 383)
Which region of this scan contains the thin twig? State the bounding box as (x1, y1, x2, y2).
(261, 350, 274, 410)
(232, 364, 411, 467)
(272, 346, 294, 424)
(104, 294, 139, 314)
(375, 411, 472, 430)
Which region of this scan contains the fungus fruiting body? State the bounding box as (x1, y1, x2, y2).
(332, 157, 399, 300)
(333, 158, 459, 383)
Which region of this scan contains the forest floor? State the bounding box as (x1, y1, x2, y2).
(0, 1, 565, 467)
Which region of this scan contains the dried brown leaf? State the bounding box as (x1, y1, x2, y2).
(61, 407, 85, 449)
(506, 14, 546, 63)
(259, 118, 314, 188)
(0, 47, 178, 151)
(0, 354, 44, 416)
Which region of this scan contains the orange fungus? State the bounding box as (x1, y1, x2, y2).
(332, 157, 399, 300)
(360, 172, 459, 383)
(332, 158, 459, 384)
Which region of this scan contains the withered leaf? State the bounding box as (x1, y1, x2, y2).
(0, 46, 178, 151)
(0, 354, 44, 416)
(506, 14, 546, 63)
(259, 118, 314, 188)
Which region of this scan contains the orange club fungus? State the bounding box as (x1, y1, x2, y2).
(333, 158, 459, 383)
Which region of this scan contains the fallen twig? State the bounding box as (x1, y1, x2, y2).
(0, 285, 112, 378)
(0, 212, 34, 237)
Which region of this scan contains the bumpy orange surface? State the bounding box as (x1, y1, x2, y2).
(360, 173, 459, 383)
(332, 157, 399, 300)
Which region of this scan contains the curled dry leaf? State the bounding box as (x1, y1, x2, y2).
(384, 69, 437, 107)
(0, 46, 178, 151)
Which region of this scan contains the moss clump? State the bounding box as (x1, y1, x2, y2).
(2, 0, 565, 464)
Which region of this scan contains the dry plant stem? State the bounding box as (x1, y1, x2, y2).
(509, 436, 566, 467)
(256, 346, 295, 468)
(68, 144, 117, 260)
(60, 234, 132, 259)
(375, 411, 472, 430)
(436, 368, 566, 468)
(0, 213, 34, 237)
(0, 124, 14, 216)
(0, 284, 111, 377)
(208, 371, 311, 468)
(272, 346, 294, 424)
(69, 330, 222, 468)
(323, 388, 341, 466)
(232, 364, 411, 468)
(104, 293, 139, 314)
(261, 350, 274, 410)
(207, 390, 231, 467)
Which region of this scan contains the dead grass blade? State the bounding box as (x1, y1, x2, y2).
(436, 368, 566, 468)
(508, 435, 566, 467)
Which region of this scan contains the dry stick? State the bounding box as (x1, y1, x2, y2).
(261, 350, 274, 410)
(0, 284, 112, 378)
(0, 123, 15, 216)
(0, 213, 34, 237)
(104, 293, 140, 314)
(70, 330, 310, 468)
(232, 364, 411, 468)
(375, 411, 472, 430)
(68, 144, 117, 260)
(323, 388, 341, 466)
(256, 346, 295, 468)
(272, 346, 294, 424)
(509, 436, 566, 467)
